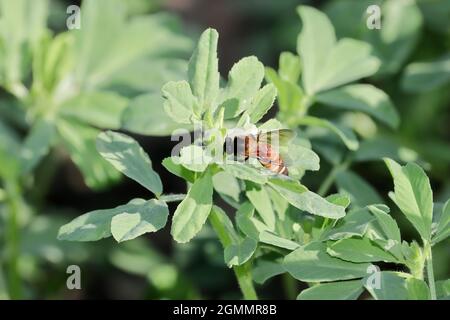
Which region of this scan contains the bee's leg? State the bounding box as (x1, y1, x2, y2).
(279, 166, 289, 176)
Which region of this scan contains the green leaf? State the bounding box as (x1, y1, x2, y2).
(402, 54, 450, 93)
(109, 238, 165, 276)
(365, 271, 404, 300)
(162, 157, 195, 183)
(246, 184, 275, 230)
(162, 80, 198, 124)
(436, 279, 450, 299)
(188, 28, 220, 113)
(33, 32, 74, 93)
(223, 163, 268, 184)
(269, 178, 346, 219)
(57, 120, 120, 190)
(236, 202, 269, 240)
(316, 84, 399, 129)
(221, 56, 265, 118)
(259, 230, 299, 251)
(336, 170, 382, 207)
(364, 272, 429, 300)
(122, 93, 188, 136)
(321, 207, 375, 241)
(325, 0, 422, 77)
(324, 0, 376, 39)
(171, 170, 213, 243)
(224, 237, 257, 267)
(21, 214, 87, 264)
(96, 131, 163, 196)
(327, 237, 399, 263)
(245, 84, 277, 123)
(385, 159, 433, 240)
(278, 51, 301, 83)
(58, 198, 150, 241)
(72, 0, 130, 85)
(265, 67, 304, 114)
(296, 5, 336, 95)
(213, 171, 241, 203)
(326, 193, 351, 209)
(209, 205, 239, 246)
(325, 194, 349, 210)
(312, 134, 347, 166)
(433, 199, 450, 245)
(313, 38, 380, 93)
(252, 257, 285, 285)
(282, 138, 320, 175)
(60, 91, 128, 129)
(101, 58, 188, 93)
(368, 205, 401, 243)
(297, 6, 380, 94)
(419, 0, 450, 34)
(268, 186, 291, 223)
(75, 2, 191, 88)
(297, 280, 363, 300)
(20, 119, 55, 174)
(354, 137, 418, 163)
(365, 0, 422, 76)
(258, 118, 284, 131)
(400, 241, 424, 277)
(178, 145, 211, 172)
(284, 242, 372, 282)
(110, 199, 168, 242)
(406, 278, 431, 300)
(0, 0, 48, 84)
(297, 116, 359, 150)
(238, 216, 269, 241)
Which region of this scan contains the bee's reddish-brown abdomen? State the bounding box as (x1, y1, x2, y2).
(226, 134, 288, 175)
(244, 136, 288, 175)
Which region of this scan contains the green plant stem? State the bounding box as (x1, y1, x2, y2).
(0, 188, 5, 202)
(233, 262, 258, 300)
(7, 82, 29, 100)
(209, 210, 258, 300)
(282, 273, 298, 299)
(317, 166, 339, 197)
(159, 194, 186, 203)
(424, 242, 437, 300)
(30, 150, 59, 210)
(4, 179, 23, 299)
(0, 261, 9, 299)
(317, 158, 351, 197)
(318, 158, 351, 231)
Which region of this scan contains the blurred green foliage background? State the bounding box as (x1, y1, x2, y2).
(0, 0, 448, 299)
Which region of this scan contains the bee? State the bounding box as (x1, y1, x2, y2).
(223, 129, 295, 175)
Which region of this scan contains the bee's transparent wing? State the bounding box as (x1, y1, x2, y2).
(257, 129, 296, 146)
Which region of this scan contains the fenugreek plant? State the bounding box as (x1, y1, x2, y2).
(58, 27, 349, 300)
(254, 5, 449, 300)
(265, 5, 409, 200)
(0, 0, 190, 299)
(286, 158, 449, 300)
(58, 10, 449, 300)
